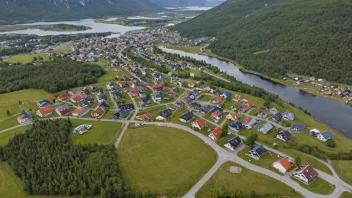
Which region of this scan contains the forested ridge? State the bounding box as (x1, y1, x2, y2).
(0, 59, 105, 93)
(173, 0, 352, 84)
(0, 120, 152, 197)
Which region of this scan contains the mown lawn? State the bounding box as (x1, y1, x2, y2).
(0, 105, 21, 121)
(0, 117, 20, 131)
(53, 44, 72, 53)
(0, 126, 31, 146)
(282, 149, 332, 175)
(291, 177, 334, 195)
(0, 89, 51, 107)
(117, 125, 217, 197)
(4, 53, 49, 64)
(198, 94, 214, 102)
(70, 119, 123, 145)
(196, 161, 300, 198)
(340, 192, 352, 198)
(237, 146, 280, 170)
(333, 160, 352, 185)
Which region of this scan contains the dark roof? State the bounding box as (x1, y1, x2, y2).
(227, 136, 242, 148)
(159, 109, 171, 118)
(252, 144, 266, 156)
(99, 101, 109, 108)
(292, 122, 306, 131)
(211, 106, 223, 113)
(321, 131, 333, 139)
(277, 130, 292, 141)
(118, 104, 134, 111)
(229, 121, 243, 129)
(180, 112, 194, 121)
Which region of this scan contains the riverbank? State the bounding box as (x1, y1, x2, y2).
(0, 24, 92, 32)
(158, 43, 352, 106)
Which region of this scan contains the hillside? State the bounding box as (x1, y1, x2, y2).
(0, 0, 162, 25)
(150, 0, 225, 7)
(173, 0, 352, 85)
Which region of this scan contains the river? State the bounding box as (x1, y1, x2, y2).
(0, 18, 145, 36)
(160, 47, 352, 139)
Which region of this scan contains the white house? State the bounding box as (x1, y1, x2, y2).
(272, 158, 293, 173)
(292, 164, 318, 184)
(317, 131, 333, 142)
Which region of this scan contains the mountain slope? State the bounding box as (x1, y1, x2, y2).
(173, 0, 352, 84)
(0, 0, 162, 24)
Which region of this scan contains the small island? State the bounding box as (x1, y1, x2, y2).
(0, 24, 92, 32)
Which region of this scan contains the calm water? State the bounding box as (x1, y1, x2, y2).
(160, 47, 352, 139)
(0, 18, 145, 36)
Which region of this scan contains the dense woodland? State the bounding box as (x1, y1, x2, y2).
(173, 0, 352, 85)
(0, 59, 105, 93)
(0, 120, 152, 197)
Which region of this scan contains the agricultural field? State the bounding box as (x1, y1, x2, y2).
(333, 160, 352, 185)
(70, 119, 123, 145)
(196, 161, 300, 198)
(0, 126, 31, 146)
(117, 126, 217, 197)
(4, 53, 49, 64)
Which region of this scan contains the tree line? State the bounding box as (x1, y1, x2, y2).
(0, 58, 105, 93)
(0, 119, 154, 198)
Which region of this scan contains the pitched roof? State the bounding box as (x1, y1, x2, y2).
(279, 158, 293, 171)
(227, 112, 237, 120)
(321, 131, 333, 139)
(152, 83, 164, 89)
(72, 107, 86, 115)
(38, 106, 54, 115)
(293, 164, 318, 183)
(72, 95, 82, 101)
(210, 128, 223, 140)
(137, 112, 153, 120)
(194, 118, 206, 129)
(241, 117, 252, 124)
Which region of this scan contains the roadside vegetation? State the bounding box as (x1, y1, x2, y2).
(333, 160, 352, 185)
(117, 125, 217, 197)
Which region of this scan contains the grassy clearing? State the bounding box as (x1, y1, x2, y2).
(340, 192, 352, 198)
(333, 160, 352, 185)
(0, 89, 51, 107)
(4, 53, 49, 64)
(70, 119, 123, 145)
(238, 146, 280, 170)
(0, 105, 21, 121)
(0, 126, 31, 146)
(281, 149, 332, 175)
(117, 125, 217, 196)
(198, 94, 214, 102)
(291, 177, 334, 195)
(196, 161, 300, 198)
(53, 44, 72, 53)
(0, 117, 20, 131)
(159, 43, 207, 54)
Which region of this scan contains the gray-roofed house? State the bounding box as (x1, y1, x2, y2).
(317, 131, 333, 142)
(257, 122, 274, 134)
(270, 112, 282, 122)
(156, 109, 171, 121)
(275, 130, 293, 142)
(224, 136, 242, 151)
(291, 123, 306, 131)
(246, 144, 266, 160)
(179, 112, 194, 123)
(282, 111, 295, 121)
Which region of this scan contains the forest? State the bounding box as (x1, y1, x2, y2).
(0, 59, 105, 93)
(173, 0, 352, 85)
(0, 119, 152, 197)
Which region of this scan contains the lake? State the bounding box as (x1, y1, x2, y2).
(0, 18, 145, 36)
(160, 47, 352, 139)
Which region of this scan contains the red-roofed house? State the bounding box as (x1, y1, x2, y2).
(72, 107, 88, 117)
(247, 100, 255, 107)
(56, 105, 70, 116)
(209, 128, 223, 141)
(136, 112, 153, 121)
(211, 110, 224, 121)
(192, 118, 207, 130)
(57, 93, 70, 101)
(212, 96, 223, 104)
(272, 158, 293, 173)
(233, 95, 243, 102)
(71, 95, 82, 103)
(240, 104, 251, 113)
(48, 96, 56, 103)
(36, 106, 54, 117)
(292, 164, 318, 183)
(91, 107, 105, 119)
(241, 117, 252, 125)
(226, 112, 237, 121)
(152, 83, 164, 91)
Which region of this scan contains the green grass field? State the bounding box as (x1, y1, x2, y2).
(0, 126, 31, 146)
(341, 192, 352, 198)
(333, 160, 352, 185)
(196, 161, 300, 198)
(4, 53, 49, 64)
(282, 149, 332, 175)
(0, 89, 51, 107)
(0, 117, 20, 131)
(291, 177, 334, 195)
(0, 105, 21, 121)
(70, 119, 123, 145)
(238, 146, 281, 170)
(53, 44, 72, 53)
(117, 126, 217, 196)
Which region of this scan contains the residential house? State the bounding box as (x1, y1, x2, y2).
(233, 95, 243, 102)
(55, 105, 70, 116)
(200, 105, 212, 114)
(48, 96, 56, 103)
(220, 91, 231, 98)
(257, 122, 274, 134)
(212, 96, 223, 104)
(17, 110, 32, 124)
(71, 95, 82, 103)
(309, 128, 320, 136)
(239, 104, 251, 113)
(282, 111, 295, 121)
(36, 106, 54, 117)
(79, 100, 90, 107)
(246, 144, 266, 160)
(276, 130, 293, 142)
(317, 131, 333, 142)
(179, 112, 194, 123)
(152, 83, 164, 92)
(112, 110, 130, 120)
(36, 99, 51, 108)
(156, 109, 171, 120)
(192, 118, 207, 130)
(72, 107, 88, 117)
(136, 112, 153, 121)
(272, 158, 293, 173)
(211, 110, 224, 121)
(91, 107, 105, 118)
(292, 123, 306, 132)
(139, 97, 150, 107)
(118, 104, 135, 112)
(269, 107, 279, 115)
(224, 136, 242, 151)
(188, 82, 195, 88)
(57, 93, 70, 101)
(229, 121, 243, 131)
(292, 164, 318, 184)
(271, 112, 282, 122)
(257, 109, 269, 118)
(169, 103, 182, 111)
(241, 117, 257, 129)
(226, 112, 237, 121)
(209, 128, 223, 141)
